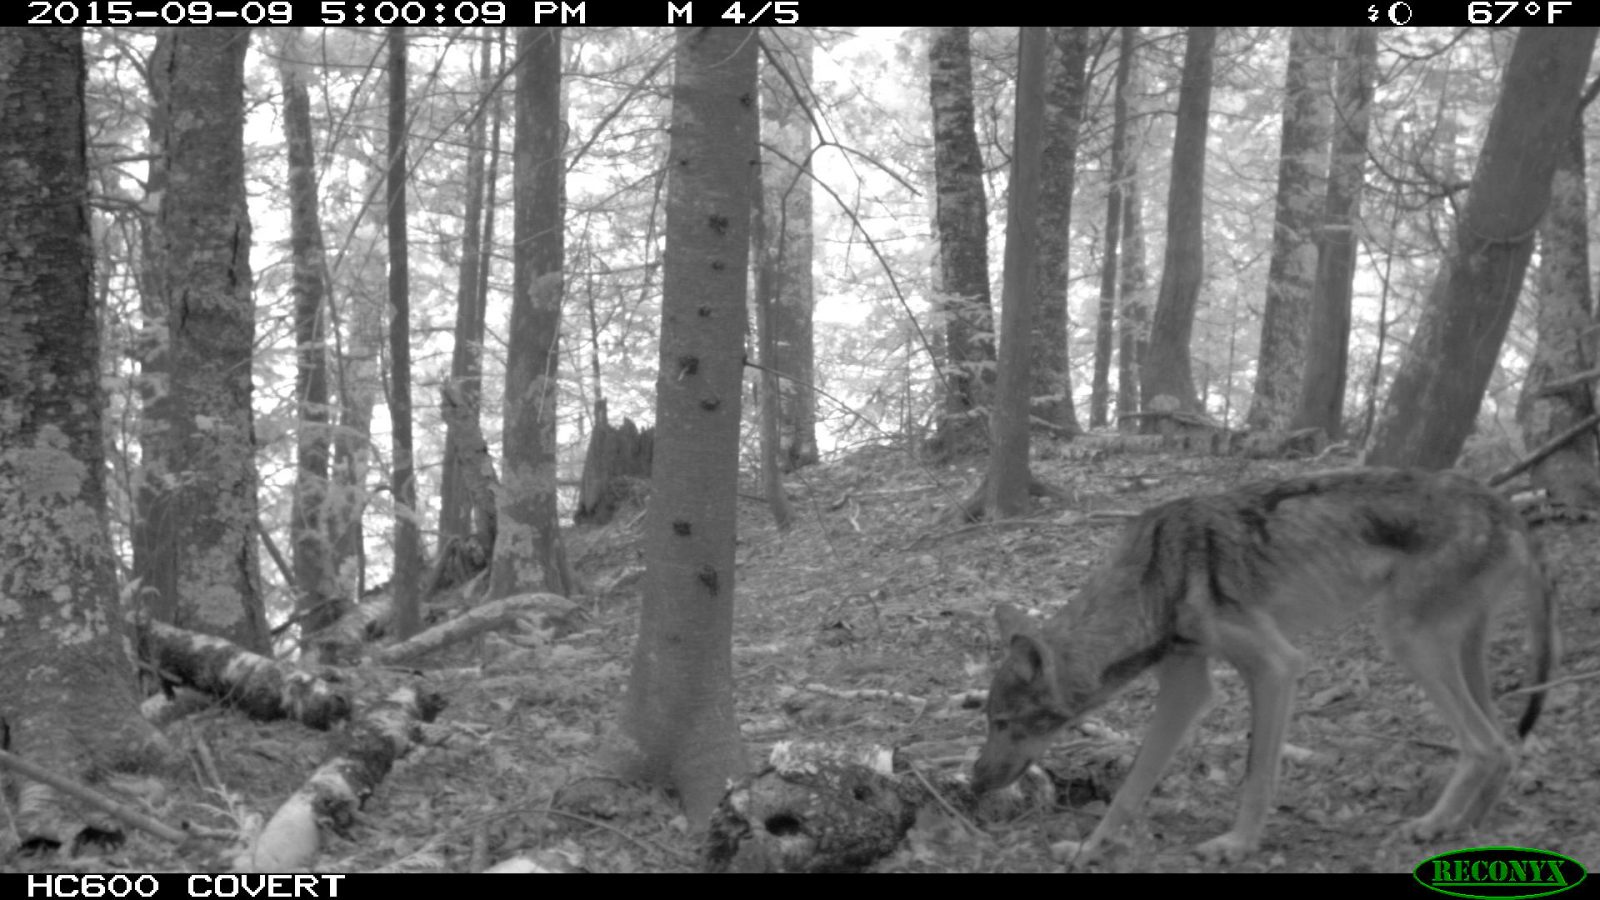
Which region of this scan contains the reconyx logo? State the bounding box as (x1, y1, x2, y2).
(1414, 847, 1586, 899)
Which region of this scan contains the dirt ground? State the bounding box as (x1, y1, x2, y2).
(8, 448, 1596, 873)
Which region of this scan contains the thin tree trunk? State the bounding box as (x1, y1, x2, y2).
(134, 30, 177, 635)
(387, 26, 424, 639)
(1116, 173, 1150, 428)
(327, 159, 386, 604)
(279, 29, 336, 640)
(753, 146, 794, 530)
(986, 28, 1049, 518)
(1293, 28, 1376, 440)
(440, 30, 494, 544)
(328, 289, 377, 603)
(1092, 26, 1135, 429)
(470, 31, 506, 554)
(1114, 29, 1148, 430)
(761, 28, 819, 470)
(1141, 26, 1215, 419)
(928, 27, 995, 458)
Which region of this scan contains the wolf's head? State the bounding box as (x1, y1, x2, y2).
(971, 604, 1076, 794)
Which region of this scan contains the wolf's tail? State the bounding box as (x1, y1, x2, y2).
(1516, 556, 1556, 739)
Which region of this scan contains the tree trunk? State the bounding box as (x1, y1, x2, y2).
(491, 26, 573, 600)
(134, 30, 177, 641)
(759, 28, 819, 471)
(986, 28, 1050, 519)
(1515, 120, 1600, 505)
(328, 284, 378, 604)
(1030, 26, 1089, 436)
(1293, 28, 1376, 440)
(1092, 26, 1135, 429)
(146, 27, 268, 652)
(1141, 27, 1215, 420)
(0, 26, 162, 847)
(466, 33, 506, 552)
(327, 160, 386, 605)
(1114, 28, 1148, 430)
(387, 26, 424, 640)
(279, 30, 337, 642)
(754, 145, 794, 530)
(440, 30, 495, 543)
(439, 381, 500, 551)
(1247, 27, 1334, 432)
(618, 26, 757, 830)
(1117, 173, 1150, 429)
(928, 27, 995, 458)
(1368, 27, 1599, 468)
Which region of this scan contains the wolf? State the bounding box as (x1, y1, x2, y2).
(971, 468, 1554, 863)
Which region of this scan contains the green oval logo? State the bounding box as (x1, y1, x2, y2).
(1414, 846, 1587, 899)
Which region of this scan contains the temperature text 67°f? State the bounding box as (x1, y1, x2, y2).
(664, 1, 799, 24)
(1468, 0, 1573, 23)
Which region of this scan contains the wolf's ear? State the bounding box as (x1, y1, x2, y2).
(994, 603, 1032, 641)
(1006, 631, 1056, 687)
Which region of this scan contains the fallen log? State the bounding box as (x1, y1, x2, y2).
(144, 620, 351, 729)
(249, 686, 446, 871)
(373, 592, 583, 665)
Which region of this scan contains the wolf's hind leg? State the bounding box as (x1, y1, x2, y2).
(1388, 607, 1514, 841)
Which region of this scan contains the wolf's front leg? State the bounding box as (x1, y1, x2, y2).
(1195, 610, 1308, 863)
(1063, 652, 1215, 863)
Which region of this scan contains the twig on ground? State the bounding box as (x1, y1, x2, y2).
(0, 748, 192, 846)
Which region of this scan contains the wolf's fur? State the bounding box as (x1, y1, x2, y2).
(972, 468, 1554, 862)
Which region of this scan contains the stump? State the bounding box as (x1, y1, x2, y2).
(574, 399, 653, 525)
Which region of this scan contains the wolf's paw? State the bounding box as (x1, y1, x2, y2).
(1049, 838, 1104, 866)
(1397, 816, 1450, 843)
(1194, 831, 1257, 864)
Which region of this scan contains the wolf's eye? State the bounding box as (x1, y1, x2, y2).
(991, 717, 1009, 733)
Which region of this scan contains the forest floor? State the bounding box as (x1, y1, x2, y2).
(14, 445, 1600, 873)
